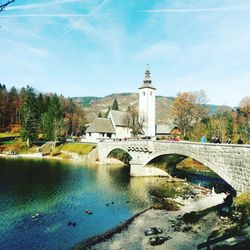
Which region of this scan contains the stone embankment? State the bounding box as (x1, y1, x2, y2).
(60, 147, 98, 163)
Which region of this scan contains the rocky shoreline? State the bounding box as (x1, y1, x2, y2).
(72, 207, 152, 250)
(71, 192, 232, 250)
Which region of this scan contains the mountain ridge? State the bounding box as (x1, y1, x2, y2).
(72, 93, 232, 124)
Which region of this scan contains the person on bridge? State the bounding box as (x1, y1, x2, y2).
(237, 138, 244, 144)
(200, 135, 206, 143)
(214, 136, 221, 143)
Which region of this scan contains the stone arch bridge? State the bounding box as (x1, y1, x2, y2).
(97, 140, 250, 193)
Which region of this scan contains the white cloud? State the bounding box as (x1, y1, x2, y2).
(134, 41, 179, 61)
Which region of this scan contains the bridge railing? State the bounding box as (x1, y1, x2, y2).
(99, 139, 250, 148)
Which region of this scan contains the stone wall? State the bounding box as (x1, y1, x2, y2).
(98, 140, 250, 193)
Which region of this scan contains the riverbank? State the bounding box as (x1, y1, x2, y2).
(72, 191, 250, 250)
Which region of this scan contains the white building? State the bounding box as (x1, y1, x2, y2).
(108, 110, 132, 139)
(84, 66, 156, 141)
(85, 117, 116, 142)
(84, 110, 132, 142)
(138, 67, 156, 137)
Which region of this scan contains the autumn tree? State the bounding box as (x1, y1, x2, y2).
(8, 87, 21, 130)
(238, 96, 250, 142)
(59, 96, 86, 136)
(0, 84, 8, 131)
(172, 90, 208, 138)
(240, 96, 250, 115)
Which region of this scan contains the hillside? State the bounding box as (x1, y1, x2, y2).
(73, 93, 232, 124)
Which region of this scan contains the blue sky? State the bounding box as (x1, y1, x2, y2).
(0, 0, 250, 106)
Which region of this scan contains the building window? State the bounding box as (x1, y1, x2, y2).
(143, 92, 145, 96)
(150, 91, 152, 96)
(89, 133, 91, 136)
(102, 133, 105, 137)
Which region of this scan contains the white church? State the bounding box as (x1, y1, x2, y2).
(84, 67, 157, 142)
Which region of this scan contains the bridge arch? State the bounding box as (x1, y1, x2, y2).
(143, 150, 231, 188)
(107, 147, 132, 164)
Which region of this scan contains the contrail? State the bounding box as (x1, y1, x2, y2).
(59, 0, 109, 40)
(6, 0, 81, 11)
(141, 6, 250, 13)
(0, 14, 89, 17)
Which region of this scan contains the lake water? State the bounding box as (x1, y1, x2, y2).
(0, 158, 232, 250)
(0, 158, 154, 250)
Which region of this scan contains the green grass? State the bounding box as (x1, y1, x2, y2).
(0, 132, 19, 139)
(60, 143, 96, 155)
(149, 182, 192, 199)
(235, 190, 250, 217)
(148, 181, 192, 211)
(153, 198, 182, 211)
(0, 139, 36, 154)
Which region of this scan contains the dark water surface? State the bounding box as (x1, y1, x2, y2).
(0, 158, 153, 250)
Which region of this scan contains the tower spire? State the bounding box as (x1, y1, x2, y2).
(144, 64, 152, 83)
(139, 65, 156, 90)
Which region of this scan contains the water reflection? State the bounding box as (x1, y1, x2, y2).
(0, 158, 152, 250)
(0, 157, 232, 250)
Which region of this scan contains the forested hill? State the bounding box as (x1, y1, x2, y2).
(72, 93, 232, 124)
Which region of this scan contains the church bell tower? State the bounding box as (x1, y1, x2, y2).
(138, 66, 156, 137)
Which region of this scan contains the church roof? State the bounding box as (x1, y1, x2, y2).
(156, 124, 177, 135)
(109, 110, 129, 127)
(139, 68, 156, 90)
(86, 118, 115, 133)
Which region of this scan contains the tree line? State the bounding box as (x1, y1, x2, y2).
(172, 91, 250, 144)
(105, 92, 250, 143)
(1, 83, 249, 145)
(0, 84, 86, 146)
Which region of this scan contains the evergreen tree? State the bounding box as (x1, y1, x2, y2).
(43, 94, 63, 141)
(0, 84, 8, 130)
(111, 98, 119, 110)
(105, 106, 110, 118)
(98, 112, 102, 117)
(8, 86, 20, 128)
(37, 93, 45, 131)
(20, 86, 39, 147)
